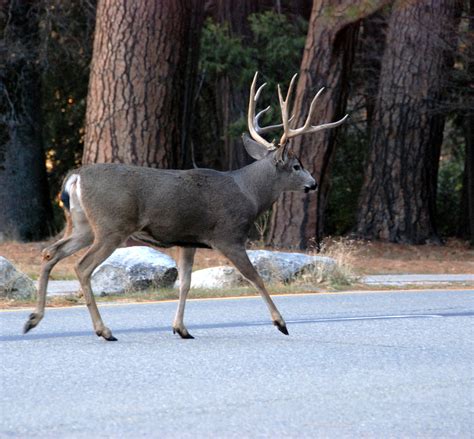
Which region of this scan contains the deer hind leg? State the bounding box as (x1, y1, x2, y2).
(74, 233, 126, 341)
(24, 210, 93, 334)
(215, 243, 288, 335)
(173, 247, 196, 339)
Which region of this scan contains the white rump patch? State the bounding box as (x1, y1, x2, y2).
(65, 174, 84, 212)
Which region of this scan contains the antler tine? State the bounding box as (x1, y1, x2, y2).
(280, 82, 349, 142)
(302, 87, 325, 131)
(254, 82, 267, 103)
(278, 73, 298, 146)
(303, 113, 349, 135)
(255, 106, 295, 134)
(249, 72, 347, 150)
(255, 106, 271, 129)
(248, 72, 276, 150)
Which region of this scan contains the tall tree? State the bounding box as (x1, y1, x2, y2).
(211, 0, 260, 170)
(0, 0, 54, 242)
(462, 0, 474, 245)
(358, 10, 389, 131)
(268, 0, 391, 248)
(355, 0, 462, 244)
(82, 0, 203, 168)
(464, 0, 474, 246)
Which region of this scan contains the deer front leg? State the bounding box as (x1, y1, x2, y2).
(173, 247, 196, 339)
(215, 243, 288, 335)
(75, 234, 124, 341)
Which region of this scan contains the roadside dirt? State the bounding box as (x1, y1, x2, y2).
(0, 237, 472, 280)
(348, 239, 474, 275)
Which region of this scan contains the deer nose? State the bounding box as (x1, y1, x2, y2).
(304, 182, 318, 193)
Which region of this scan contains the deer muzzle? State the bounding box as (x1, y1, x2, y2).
(304, 183, 318, 193)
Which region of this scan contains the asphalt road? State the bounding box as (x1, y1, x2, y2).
(1, 290, 473, 438)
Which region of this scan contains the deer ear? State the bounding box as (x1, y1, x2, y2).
(242, 133, 270, 160)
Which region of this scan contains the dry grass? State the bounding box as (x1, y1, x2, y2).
(0, 284, 323, 309)
(349, 238, 474, 275)
(301, 238, 359, 289)
(0, 237, 472, 282)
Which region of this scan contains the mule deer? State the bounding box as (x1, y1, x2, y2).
(24, 72, 347, 341)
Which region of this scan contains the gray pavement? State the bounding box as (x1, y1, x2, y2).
(41, 280, 79, 295)
(364, 273, 474, 286)
(1, 289, 473, 438)
(40, 273, 474, 296)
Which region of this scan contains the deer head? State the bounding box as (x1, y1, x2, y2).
(242, 72, 348, 193)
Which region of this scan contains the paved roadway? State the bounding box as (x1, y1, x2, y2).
(1, 290, 473, 438)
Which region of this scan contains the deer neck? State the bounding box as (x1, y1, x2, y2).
(231, 159, 283, 214)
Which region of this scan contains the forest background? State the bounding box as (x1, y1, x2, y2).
(0, 0, 472, 252)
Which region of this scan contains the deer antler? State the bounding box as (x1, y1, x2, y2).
(254, 106, 294, 135)
(277, 74, 349, 146)
(248, 72, 284, 150)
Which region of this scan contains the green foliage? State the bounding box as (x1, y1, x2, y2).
(197, 11, 308, 160)
(247, 12, 307, 82)
(326, 129, 367, 235)
(199, 19, 254, 83)
(200, 11, 307, 85)
(436, 123, 465, 237)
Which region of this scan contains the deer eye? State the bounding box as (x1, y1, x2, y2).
(293, 165, 301, 171)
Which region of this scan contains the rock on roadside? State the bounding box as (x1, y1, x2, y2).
(185, 266, 248, 289)
(175, 250, 336, 290)
(91, 246, 178, 295)
(247, 250, 335, 283)
(0, 256, 36, 299)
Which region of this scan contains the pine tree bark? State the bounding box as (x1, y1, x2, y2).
(0, 0, 54, 242)
(463, 0, 474, 245)
(82, 0, 203, 168)
(212, 0, 260, 170)
(463, 118, 474, 245)
(359, 10, 389, 130)
(355, 0, 462, 244)
(268, 0, 391, 248)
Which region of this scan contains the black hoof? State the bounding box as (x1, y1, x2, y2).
(173, 328, 194, 339)
(96, 330, 118, 341)
(23, 321, 35, 334)
(104, 335, 118, 342)
(274, 321, 289, 335)
(23, 313, 41, 334)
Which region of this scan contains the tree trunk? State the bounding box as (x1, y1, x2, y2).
(212, 0, 260, 170)
(268, 0, 391, 249)
(0, 0, 54, 242)
(82, 0, 203, 168)
(465, 118, 474, 246)
(355, 0, 462, 244)
(359, 10, 389, 130)
(462, 0, 474, 245)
